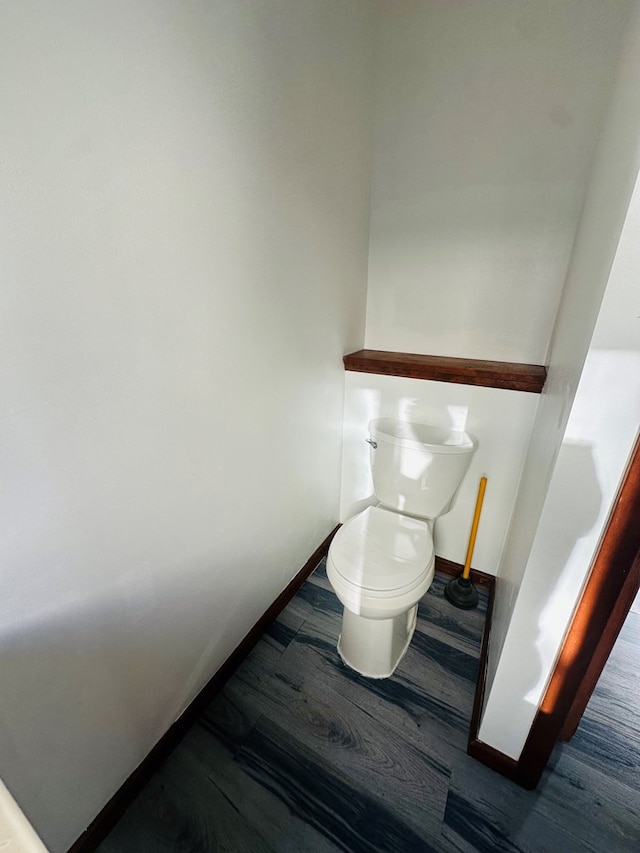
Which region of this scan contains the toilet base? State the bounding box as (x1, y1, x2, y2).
(337, 604, 418, 679)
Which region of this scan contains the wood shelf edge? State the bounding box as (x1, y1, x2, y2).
(343, 349, 547, 393)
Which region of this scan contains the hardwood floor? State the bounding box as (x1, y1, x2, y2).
(97, 560, 640, 852)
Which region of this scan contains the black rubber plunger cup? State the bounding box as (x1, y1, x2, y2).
(445, 476, 487, 611)
(445, 574, 479, 609)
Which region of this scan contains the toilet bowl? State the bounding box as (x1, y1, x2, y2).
(328, 418, 477, 679)
(327, 505, 434, 678)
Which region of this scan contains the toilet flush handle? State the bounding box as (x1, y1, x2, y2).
(365, 438, 377, 449)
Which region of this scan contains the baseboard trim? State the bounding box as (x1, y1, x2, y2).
(467, 738, 521, 778)
(67, 526, 340, 853)
(433, 558, 524, 782)
(467, 566, 495, 746)
(434, 555, 495, 589)
(466, 735, 538, 790)
(463, 568, 539, 791)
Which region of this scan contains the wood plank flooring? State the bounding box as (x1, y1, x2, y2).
(97, 560, 640, 852)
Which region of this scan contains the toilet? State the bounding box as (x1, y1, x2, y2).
(327, 418, 477, 679)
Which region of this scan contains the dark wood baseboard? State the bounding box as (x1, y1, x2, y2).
(434, 555, 495, 590)
(454, 561, 526, 783)
(468, 436, 640, 791)
(433, 558, 525, 784)
(515, 433, 640, 788)
(435, 557, 533, 787)
(462, 568, 541, 790)
(461, 568, 537, 787)
(344, 350, 547, 394)
(467, 567, 495, 746)
(67, 526, 340, 853)
(68, 536, 509, 851)
(467, 738, 521, 779)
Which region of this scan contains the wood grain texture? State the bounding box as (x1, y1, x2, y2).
(343, 350, 547, 393)
(97, 557, 640, 852)
(516, 434, 640, 788)
(434, 556, 495, 590)
(469, 437, 640, 792)
(559, 437, 640, 739)
(68, 526, 340, 853)
(448, 604, 640, 851)
(467, 571, 496, 759)
(443, 741, 640, 853)
(96, 562, 486, 853)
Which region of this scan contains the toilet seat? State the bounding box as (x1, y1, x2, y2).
(330, 506, 433, 592)
(327, 506, 435, 619)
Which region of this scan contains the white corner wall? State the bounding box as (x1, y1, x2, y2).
(340, 373, 538, 575)
(0, 2, 373, 850)
(366, 0, 632, 362)
(480, 174, 640, 758)
(480, 0, 640, 757)
(0, 781, 47, 853)
(337, 0, 633, 583)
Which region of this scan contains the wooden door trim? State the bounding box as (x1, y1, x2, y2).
(468, 432, 640, 788)
(561, 547, 640, 740)
(516, 432, 640, 786)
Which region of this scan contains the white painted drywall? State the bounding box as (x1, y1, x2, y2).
(484, 0, 640, 707)
(336, 0, 630, 584)
(340, 372, 539, 575)
(480, 4, 640, 755)
(366, 0, 632, 362)
(0, 2, 373, 850)
(0, 782, 47, 853)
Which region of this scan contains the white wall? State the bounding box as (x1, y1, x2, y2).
(366, 0, 632, 362)
(480, 179, 640, 758)
(0, 2, 373, 850)
(480, 2, 640, 756)
(340, 373, 538, 575)
(0, 782, 47, 853)
(483, 0, 640, 715)
(337, 0, 632, 586)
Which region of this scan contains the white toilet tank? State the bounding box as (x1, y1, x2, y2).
(368, 418, 477, 519)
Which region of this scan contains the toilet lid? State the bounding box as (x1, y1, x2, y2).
(331, 506, 433, 592)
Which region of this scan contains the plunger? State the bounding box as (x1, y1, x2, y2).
(445, 476, 487, 609)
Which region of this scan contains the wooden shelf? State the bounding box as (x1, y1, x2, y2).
(343, 349, 547, 394)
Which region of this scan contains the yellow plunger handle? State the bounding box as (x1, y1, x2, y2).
(461, 476, 487, 580)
